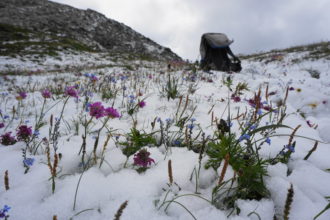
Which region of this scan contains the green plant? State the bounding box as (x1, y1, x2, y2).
(120, 128, 156, 167)
(164, 75, 179, 100)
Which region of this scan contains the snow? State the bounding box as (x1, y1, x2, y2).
(1, 51, 330, 220)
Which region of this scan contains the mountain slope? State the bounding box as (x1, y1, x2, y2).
(0, 0, 181, 61)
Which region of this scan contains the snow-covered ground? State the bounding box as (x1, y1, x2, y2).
(0, 52, 330, 220)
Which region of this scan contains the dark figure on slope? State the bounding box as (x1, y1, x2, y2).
(200, 33, 241, 72)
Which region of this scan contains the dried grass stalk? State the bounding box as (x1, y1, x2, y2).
(114, 200, 128, 220)
(284, 183, 294, 220)
(4, 170, 9, 191)
(218, 153, 230, 185)
(168, 160, 173, 185)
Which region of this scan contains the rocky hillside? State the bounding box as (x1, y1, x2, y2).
(240, 41, 330, 64)
(0, 0, 181, 61)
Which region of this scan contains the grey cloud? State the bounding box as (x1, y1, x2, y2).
(52, 0, 330, 60)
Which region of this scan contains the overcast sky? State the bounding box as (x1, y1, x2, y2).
(51, 0, 330, 60)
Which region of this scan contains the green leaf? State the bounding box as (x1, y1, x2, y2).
(314, 202, 330, 219)
(249, 124, 291, 135)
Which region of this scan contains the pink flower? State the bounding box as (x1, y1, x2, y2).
(90, 75, 98, 82)
(89, 102, 105, 119)
(0, 132, 17, 145)
(104, 107, 120, 118)
(133, 149, 155, 167)
(16, 125, 32, 141)
(16, 91, 27, 100)
(0, 123, 4, 129)
(65, 86, 79, 98)
(138, 101, 146, 108)
(231, 96, 241, 103)
(41, 89, 52, 99)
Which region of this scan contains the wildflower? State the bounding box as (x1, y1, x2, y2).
(33, 130, 40, 137)
(0, 132, 17, 146)
(138, 101, 146, 108)
(306, 120, 314, 128)
(16, 125, 32, 141)
(249, 124, 257, 130)
(173, 140, 181, 146)
(263, 105, 272, 111)
(165, 118, 172, 123)
(187, 124, 194, 130)
(322, 100, 327, 105)
(285, 145, 295, 152)
(265, 137, 271, 145)
(23, 158, 35, 167)
(133, 149, 155, 167)
(89, 102, 105, 119)
(16, 91, 27, 100)
(238, 134, 251, 142)
(65, 86, 79, 98)
(90, 74, 98, 82)
(231, 96, 241, 102)
(289, 87, 295, 91)
(0, 205, 11, 219)
(41, 89, 52, 99)
(257, 109, 263, 115)
(85, 102, 91, 112)
(104, 107, 121, 118)
(0, 123, 4, 129)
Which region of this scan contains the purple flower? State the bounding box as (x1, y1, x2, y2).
(16, 91, 27, 100)
(0, 205, 11, 219)
(173, 140, 181, 146)
(231, 96, 241, 102)
(104, 107, 120, 118)
(23, 158, 35, 167)
(265, 137, 271, 145)
(0, 132, 17, 146)
(133, 149, 155, 167)
(285, 145, 295, 152)
(0, 123, 4, 129)
(238, 134, 251, 142)
(187, 124, 194, 130)
(16, 125, 32, 141)
(65, 86, 79, 98)
(41, 89, 52, 99)
(90, 74, 98, 82)
(138, 101, 146, 108)
(89, 102, 105, 119)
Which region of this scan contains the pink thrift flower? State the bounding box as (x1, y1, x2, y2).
(231, 96, 241, 102)
(16, 91, 27, 100)
(89, 102, 105, 119)
(16, 125, 32, 141)
(133, 149, 155, 167)
(0, 132, 17, 146)
(41, 89, 52, 99)
(138, 101, 146, 108)
(65, 86, 79, 98)
(105, 107, 120, 118)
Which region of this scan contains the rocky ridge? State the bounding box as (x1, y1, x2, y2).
(0, 0, 181, 61)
